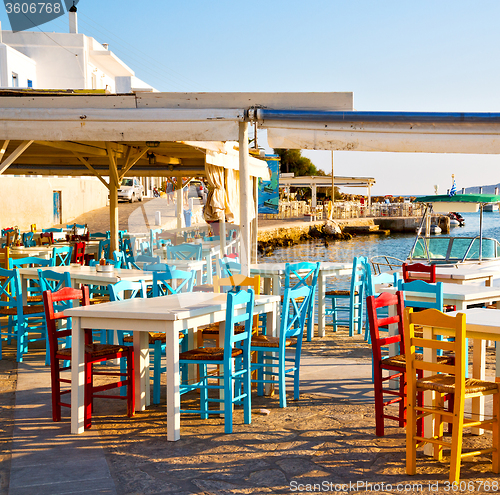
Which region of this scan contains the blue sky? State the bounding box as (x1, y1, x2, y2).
(1, 0, 500, 195)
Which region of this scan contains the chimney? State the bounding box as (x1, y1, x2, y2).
(69, 3, 78, 34)
(102, 43, 109, 50)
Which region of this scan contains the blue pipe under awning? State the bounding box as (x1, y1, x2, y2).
(253, 109, 500, 124)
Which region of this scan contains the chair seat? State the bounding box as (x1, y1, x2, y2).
(123, 332, 183, 345)
(382, 353, 454, 368)
(179, 347, 242, 361)
(57, 343, 130, 359)
(417, 374, 499, 395)
(280, 294, 305, 303)
(0, 305, 43, 316)
(89, 296, 110, 305)
(27, 295, 43, 303)
(201, 323, 248, 336)
(251, 334, 294, 348)
(325, 289, 357, 296)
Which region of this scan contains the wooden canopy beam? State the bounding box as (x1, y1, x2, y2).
(0, 140, 10, 164)
(0, 140, 33, 175)
(72, 152, 110, 190)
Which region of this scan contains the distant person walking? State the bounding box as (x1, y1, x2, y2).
(165, 178, 174, 205)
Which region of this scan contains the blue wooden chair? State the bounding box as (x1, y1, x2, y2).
(52, 246, 73, 266)
(90, 232, 110, 240)
(251, 283, 312, 408)
(218, 258, 241, 278)
(10, 256, 55, 304)
(143, 263, 175, 272)
(108, 279, 188, 404)
(324, 256, 368, 337)
(112, 250, 128, 268)
(284, 262, 320, 342)
(151, 269, 195, 297)
(179, 288, 255, 433)
(149, 228, 162, 250)
(22, 232, 36, 247)
(166, 243, 202, 261)
(98, 239, 111, 261)
(364, 265, 401, 343)
(0, 267, 50, 362)
(38, 268, 73, 363)
(140, 241, 152, 257)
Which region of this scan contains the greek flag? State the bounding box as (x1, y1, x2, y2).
(449, 178, 457, 197)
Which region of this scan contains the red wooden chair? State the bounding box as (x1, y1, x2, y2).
(42, 286, 135, 429)
(72, 242, 86, 265)
(366, 291, 415, 436)
(402, 262, 436, 283)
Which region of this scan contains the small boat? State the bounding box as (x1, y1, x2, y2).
(416, 224, 441, 235)
(448, 212, 465, 226)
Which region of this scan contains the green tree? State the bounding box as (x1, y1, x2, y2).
(273, 149, 326, 177)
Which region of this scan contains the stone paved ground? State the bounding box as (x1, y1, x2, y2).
(88, 330, 499, 494)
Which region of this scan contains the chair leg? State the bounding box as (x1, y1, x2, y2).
(279, 350, 287, 408)
(398, 371, 406, 428)
(153, 340, 161, 405)
(433, 394, 445, 461)
(243, 355, 251, 425)
(223, 361, 233, 434)
(492, 392, 499, 474)
(405, 387, 418, 476)
(449, 394, 464, 484)
(51, 357, 62, 422)
(127, 351, 135, 417)
(373, 366, 385, 436)
(200, 364, 208, 419)
(84, 362, 92, 430)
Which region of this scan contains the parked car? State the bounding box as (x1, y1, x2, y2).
(190, 180, 208, 202)
(118, 178, 144, 203)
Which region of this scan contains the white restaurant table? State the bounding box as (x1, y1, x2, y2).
(65, 291, 280, 441)
(422, 307, 500, 453)
(250, 261, 353, 338)
(407, 262, 500, 286)
(17, 265, 153, 295)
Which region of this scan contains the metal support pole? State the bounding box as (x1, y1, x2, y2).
(239, 121, 250, 276)
(108, 163, 119, 253)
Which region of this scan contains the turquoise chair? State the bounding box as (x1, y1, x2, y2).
(0, 267, 48, 362)
(179, 288, 254, 433)
(38, 269, 72, 363)
(11, 256, 55, 304)
(284, 262, 320, 342)
(98, 239, 111, 260)
(143, 263, 175, 272)
(140, 241, 152, 257)
(52, 246, 73, 266)
(324, 256, 368, 337)
(90, 232, 110, 240)
(218, 258, 241, 278)
(364, 265, 401, 343)
(149, 228, 162, 250)
(151, 269, 195, 297)
(22, 232, 36, 247)
(166, 243, 202, 261)
(251, 283, 312, 408)
(112, 250, 128, 268)
(121, 238, 137, 267)
(134, 254, 160, 266)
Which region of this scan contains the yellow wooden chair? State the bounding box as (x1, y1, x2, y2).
(404, 307, 499, 483)
(197, 274, 260, 348)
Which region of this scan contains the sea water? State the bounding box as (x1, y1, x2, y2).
(259, 211, 500, 293)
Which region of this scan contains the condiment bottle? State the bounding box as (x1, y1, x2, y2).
(99, 257, 106, 266)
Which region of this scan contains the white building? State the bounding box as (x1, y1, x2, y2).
(0, 9, 155, 93)
(0, 8, 158, 229)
